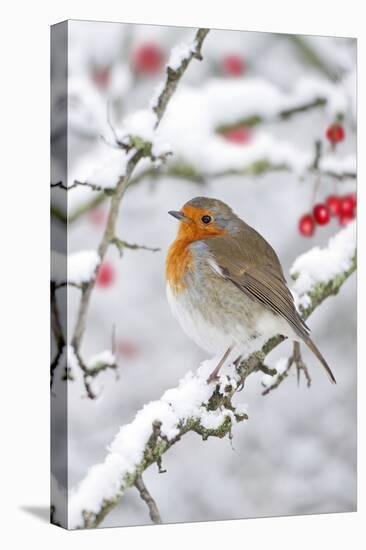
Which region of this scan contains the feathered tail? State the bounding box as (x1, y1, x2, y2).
(304, 337, 337, 384)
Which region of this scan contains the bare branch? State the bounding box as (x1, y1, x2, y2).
(111, 237, 160, 257)
(74, 348, 118, 400)
(134, 475, 162, 524)
(51, 180, 110, 193)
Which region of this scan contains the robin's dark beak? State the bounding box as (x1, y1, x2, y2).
(168, 210, 189, 222)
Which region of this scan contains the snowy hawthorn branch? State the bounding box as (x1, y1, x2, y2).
(51, 180, 107, 192)
(63, 28, 210, 397)
(67, 222, 356, 529)
(152, 28, 209, 122)
(216, 96, 328, 132)
(52, 153, 356, 226)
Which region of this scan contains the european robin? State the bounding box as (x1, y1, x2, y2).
(166, 197, 336, 384)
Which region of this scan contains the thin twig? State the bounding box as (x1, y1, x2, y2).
(111, 237, 160, 257)
(51, 180, 110, 192)
(134, 475, 162, 524)
(50, 282, 66, 387)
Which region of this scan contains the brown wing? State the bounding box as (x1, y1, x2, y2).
(205, 225, 310, 340)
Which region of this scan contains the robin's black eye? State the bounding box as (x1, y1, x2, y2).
(201, 215, 212, 224)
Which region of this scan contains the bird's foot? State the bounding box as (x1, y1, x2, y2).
(262, 341, 311, 396)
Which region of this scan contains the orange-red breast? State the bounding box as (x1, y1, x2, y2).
(166, 197, 336, 384)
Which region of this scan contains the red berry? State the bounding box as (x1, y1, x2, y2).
(313, 203, 330, 225)
(132, 43, 163, 74)
(326, 123, 345, 144)
(96, 262, 115, 288)
(223, 54, 245, 76)
(339, 212, 354, 226)
(299, 214, 315, 237)
(326, 195, 341, 217)
(89, 207, 107, 227)
(223, 127, 251, 145)
(92, 66, 110, 89)
(339, 195, 354, 216)
(348, 193, 357, 208)
(117, 340, 138, 358)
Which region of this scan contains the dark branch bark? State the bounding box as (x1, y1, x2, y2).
(134, 475, 162, 524)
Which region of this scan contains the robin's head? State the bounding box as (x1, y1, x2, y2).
(168, 197, 239, 241)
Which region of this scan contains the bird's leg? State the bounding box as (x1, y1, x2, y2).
(293, 342, 311, 387)
(207, 346, 234, 384)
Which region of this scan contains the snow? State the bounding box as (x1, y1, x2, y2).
(68, 250, 100, 285)
(66, 74, 354, 216)
(171, 77, 348, 128)
(167, 42, 194, 71)
(119, 109, 157, 142)
(155, 77, 353, 176)
(68, 357, 243, 528)
(262, 357, 289, 386)
(319, 153, 356, 175)
(85, 149, 131, 189)
(67, 345, 80, 372)
(87, 350, 116, 369)
(291, 221, 356, 308)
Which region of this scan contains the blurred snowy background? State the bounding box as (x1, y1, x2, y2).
(51, 21, 356, 527)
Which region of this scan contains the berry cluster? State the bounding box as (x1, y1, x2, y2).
(299, 193, 356, 237)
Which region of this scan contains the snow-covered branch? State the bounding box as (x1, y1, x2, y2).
(51, 147, 356, 226)
(50, 69, 355, 226)
(67, 221, 356, 529)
